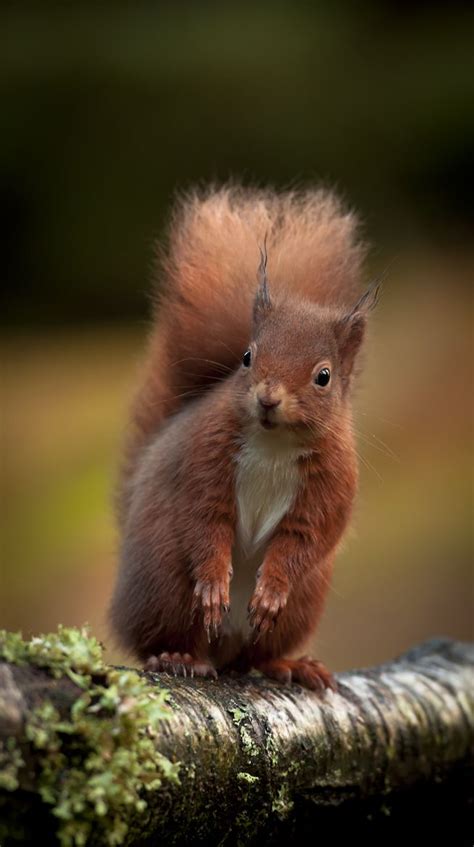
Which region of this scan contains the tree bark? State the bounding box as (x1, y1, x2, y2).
(1, 638, 473, 845)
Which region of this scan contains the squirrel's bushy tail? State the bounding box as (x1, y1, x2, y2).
(121, 184, 365, 490)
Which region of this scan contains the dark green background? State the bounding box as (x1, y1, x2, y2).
(3, 1, 473, 324)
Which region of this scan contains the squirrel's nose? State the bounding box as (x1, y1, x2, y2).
(258, 396, 281, 411)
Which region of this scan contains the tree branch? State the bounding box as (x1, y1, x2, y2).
(1, 637, 473, 845)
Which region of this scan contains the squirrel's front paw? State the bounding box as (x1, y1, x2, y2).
(193, 575, 230, 641)
(248, 574, 289, 640)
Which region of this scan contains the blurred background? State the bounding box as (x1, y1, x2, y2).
(1, 1, 473, 670)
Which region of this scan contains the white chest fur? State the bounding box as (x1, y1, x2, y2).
(227, 428, 303, 637)
(235, 430, 302, 553)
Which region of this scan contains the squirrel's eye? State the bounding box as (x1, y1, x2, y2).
(314, 367, 330, 387)
(242, 349, 252, 368)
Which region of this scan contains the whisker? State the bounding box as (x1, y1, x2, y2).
(177, 371, 230, 383)
(356, 409, 403, 430)
(354, 449, 383, 482)
(147, 389, 207, 409)
(216, 339, 242, 364)
(352, 426, 399, 462)
(362, 430, 399, 460)
(146, 382, 250, 411)
(170, 356, 235, 374)
(302, 413, 385, 482)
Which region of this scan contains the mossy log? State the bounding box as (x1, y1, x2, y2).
(1, 637, 473, 845)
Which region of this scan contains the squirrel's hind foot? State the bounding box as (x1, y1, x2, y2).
(145, 652, 217, 679)
(256, 656, 336, 693)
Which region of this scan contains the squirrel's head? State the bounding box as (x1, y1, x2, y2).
(238, 252, 379, 437)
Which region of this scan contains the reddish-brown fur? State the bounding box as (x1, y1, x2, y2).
(110, 184, 375, 690)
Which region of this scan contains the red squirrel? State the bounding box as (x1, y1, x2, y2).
(109, 184, 378, 691)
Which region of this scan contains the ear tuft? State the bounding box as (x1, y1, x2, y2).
(253, 236, 272, 322)
(347, 278, 381, 316)
(338, 279, 380, 378)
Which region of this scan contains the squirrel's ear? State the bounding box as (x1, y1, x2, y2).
(337, 281, 380, 377)
(253, 240, 272, 323)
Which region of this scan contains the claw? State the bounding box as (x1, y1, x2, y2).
(193, 576, 230, 640)
(248, 581, 288, 638)
(145, 652, 217, 680)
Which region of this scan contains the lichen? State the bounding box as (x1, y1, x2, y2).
(237, 771, 259, 785)
(228, 704, 259, 759)
(271, 783, 294, 818)
(239, 724, 260, 758)
(264, 728, 280, 768)
(228, 706, 247, 724)
(0, 626, 179, 846)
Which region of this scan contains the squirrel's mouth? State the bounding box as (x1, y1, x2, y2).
(259, 415, 278, 430)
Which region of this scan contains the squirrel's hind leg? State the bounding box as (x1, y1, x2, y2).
(255, 656, 336, 693)
(145, 652, 217, 679)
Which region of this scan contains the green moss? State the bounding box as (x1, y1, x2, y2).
(0, 626, 179, 846)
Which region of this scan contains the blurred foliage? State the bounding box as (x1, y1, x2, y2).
(1, 1, 474, 323)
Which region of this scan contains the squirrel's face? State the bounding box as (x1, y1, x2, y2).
(238, 289, 378, 438)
